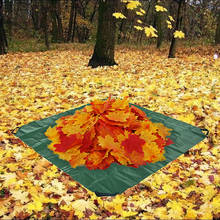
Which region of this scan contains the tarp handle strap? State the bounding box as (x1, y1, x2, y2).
(10, 126, 20, 135)
(200, 128, 209, 137)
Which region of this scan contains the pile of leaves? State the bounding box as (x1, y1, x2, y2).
(45, 96, 172, 170)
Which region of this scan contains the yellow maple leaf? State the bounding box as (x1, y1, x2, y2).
(51, 179, 65, 191)
(167, 200, 184, 218)
(211, 195, 220, 212)
(166, 20, 172, 29)
(184, 208, 197, 219)
(154, 207, 168, 219)
(89, 213, 99, 219)
(10, 189, 29, 204)
(72, 199, 97, 217)
(113, 12, 126, 19)
(0, 206, 8, 217)
(7, 163, 18, 171)
(177, 113, 195, 123)
(140, 8, 146, 14)
(1, 173, 17, 187)
(60, 204, 73, 211)
(155, 5, 167, 12)
(162, 183, 175, 193)
(127, 1, 141, 10)
(174, 30, 185, 38)
(144, 26, 158, 38)
(201, 185, 217, 201)
(134, 25, 143, 31)
(141, 212, 154, 218)
(198, 203, 213, 219)
(27, 200, 43, 213)
(136, 11, 143, 16)
(111, 195, 125, 214)
(169, 15, 175, 21)
(121, 210, 138, 217)
(211, 146, 219, 156)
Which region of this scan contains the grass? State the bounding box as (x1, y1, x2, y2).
(8, 38, 47, 52)
(6, 36, 219, 56)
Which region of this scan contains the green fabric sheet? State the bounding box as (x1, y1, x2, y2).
(14, 104, 207, 197)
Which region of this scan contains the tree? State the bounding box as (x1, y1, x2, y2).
(67, 0, 76, 42)
(88, 0, 120, 68)
(0, 0, 8, 54)
(155, 11, 163, 48)
(88, 0, 184, 67)
(117, 4, 128, 44)
(89, 0, 99, 23)
(5, 0, 13, 38)
(50, 0, 63, 43)
(40, 0, 50, 50)
(71, 0, 78, 42)
(74, 0, 98, 43)
(168, 0, 184, 58)
(215, 10, 220, 44)
(31, 0, 40, 31)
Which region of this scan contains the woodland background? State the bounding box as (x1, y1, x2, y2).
(0, 0, 220, 53)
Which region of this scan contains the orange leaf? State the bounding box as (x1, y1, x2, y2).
(130, 105, 147, 119)
(69, 151, 88, 168)
(96, 120, 124, 141)
(127, 150, 146, 167)
(96, 154, 115, 169)
(90, 96, 113, 114)
(85, 151, 106, 170)
(110, 150, 130, 165)
(105, 110, 130, 122)
(98, 135, 121, 152)
(110, 97, 129, 110)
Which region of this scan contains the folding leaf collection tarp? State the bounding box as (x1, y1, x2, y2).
(14, 104, 208, 197)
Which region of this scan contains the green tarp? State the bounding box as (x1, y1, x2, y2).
(14, 104, 208, 196)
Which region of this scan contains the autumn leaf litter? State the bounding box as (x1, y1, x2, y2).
(0, 44, 219, 219)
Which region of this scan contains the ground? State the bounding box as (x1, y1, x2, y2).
(0, 44, 219, 219)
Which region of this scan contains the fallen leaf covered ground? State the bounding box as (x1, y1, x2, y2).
(0, 44, 219, 219)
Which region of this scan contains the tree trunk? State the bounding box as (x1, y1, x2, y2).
(0, 0, 8, 54)
(31, 0, 40, 30)
(5, 0, 12, 37)
(71, 0, 77, 42)
(89, 0, 119, 68)
(215, 11, 220, 45)
(89, 0, 98, 23)
(155, 11, 163, 48)
(168, 0, 184, 58)
(40, 1, 49, 50)
(50, 0, 63, 43)
(67, 0, 75, 42)
(56, 0, 63, 41)
(138, 1, 153, 45)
